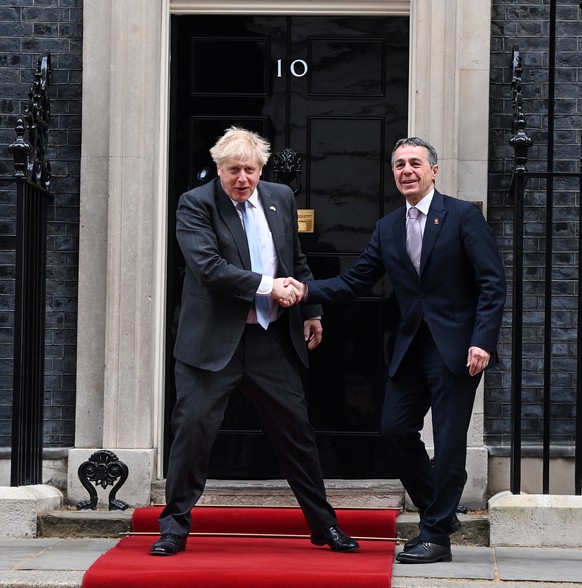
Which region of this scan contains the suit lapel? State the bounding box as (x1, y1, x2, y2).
(419, 190, 447, 275)
(215, 182, 251, 269)
(394, 206, 415, 273)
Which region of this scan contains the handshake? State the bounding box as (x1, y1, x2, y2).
(271, 277, 306, 307)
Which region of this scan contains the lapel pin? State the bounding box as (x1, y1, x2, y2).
(270, 206, 276, 212)
(434, 217, 440, 225)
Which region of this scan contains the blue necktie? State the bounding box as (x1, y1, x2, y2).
(238, 201, 271, 329)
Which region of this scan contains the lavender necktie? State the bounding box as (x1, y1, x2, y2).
(406, 207, 422, 274)
(238, 201, 271, 329)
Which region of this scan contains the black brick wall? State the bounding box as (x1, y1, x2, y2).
(487, 0, 581, 448)
(0, 0, 82, 448)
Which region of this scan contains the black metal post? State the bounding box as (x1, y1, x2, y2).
(576, 142, 582, 496)
(541, 0, 558, 495)
(8, 53, 53, 486)
(509, 46, 532, 495)
(11, 180, 52, 485)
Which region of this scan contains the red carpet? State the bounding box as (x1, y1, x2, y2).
(83, 506, 398, 588)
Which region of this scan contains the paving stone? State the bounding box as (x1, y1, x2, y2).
(496, 546, 582, 583)
(17, 538, 118, 571)
(392, 546, 495, 580)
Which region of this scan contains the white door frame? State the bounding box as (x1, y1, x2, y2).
(74, 0, 491, 507)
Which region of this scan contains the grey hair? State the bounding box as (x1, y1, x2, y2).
(209, 126, 271, 168)
(391, 137, 438, 168)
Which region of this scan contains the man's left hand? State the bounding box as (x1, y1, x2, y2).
(467, 346, 490, 377)
(304, 319, 323, 350)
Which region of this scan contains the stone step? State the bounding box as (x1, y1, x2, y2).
(38, 479, 489, 546)
(149, 478, 406, 510)
(37, 509, 489, 546)
(397, 512, 489, 546)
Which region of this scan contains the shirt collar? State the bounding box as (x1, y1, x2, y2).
(406, 188, 434, 216)
(247, 189, 260, 208)
(230, 188, 260, 208)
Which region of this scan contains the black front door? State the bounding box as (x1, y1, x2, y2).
(166, 14, 409, 478)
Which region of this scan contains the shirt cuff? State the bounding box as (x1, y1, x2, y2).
(257, 275, 273, 296)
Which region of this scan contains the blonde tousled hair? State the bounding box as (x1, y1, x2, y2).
(210, 126, 271, 168)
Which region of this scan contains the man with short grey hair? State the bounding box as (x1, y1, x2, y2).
(286, 136, 506, 563)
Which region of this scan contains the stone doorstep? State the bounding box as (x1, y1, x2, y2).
(37, 509, 490, 546)
(37, 476, 490, 546)
(149, 478, 406, 509)
(30, 479, 490, 545)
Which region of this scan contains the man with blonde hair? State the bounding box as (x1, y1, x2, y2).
(151, 127, 358, 556)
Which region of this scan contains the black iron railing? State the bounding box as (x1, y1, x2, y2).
(509, 42, 582, 496)
(8, 53, 53, 486)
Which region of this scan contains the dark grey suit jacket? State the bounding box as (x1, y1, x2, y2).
(174, 178, 322, 372)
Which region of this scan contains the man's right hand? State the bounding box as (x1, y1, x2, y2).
(281, 277, 306, 305)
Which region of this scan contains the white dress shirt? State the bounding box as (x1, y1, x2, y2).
(405, 188, 435, 238)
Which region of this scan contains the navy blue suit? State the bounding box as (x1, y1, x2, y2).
(306, 190, 506, 545)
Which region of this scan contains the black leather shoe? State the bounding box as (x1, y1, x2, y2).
(404, 514, 461, 551)
(150, 533, 187, 556)
(310, 525, 360, 552)
(396, 541, 452, 564)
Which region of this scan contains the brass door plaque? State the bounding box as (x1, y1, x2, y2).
(297, 209, 315, 233)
